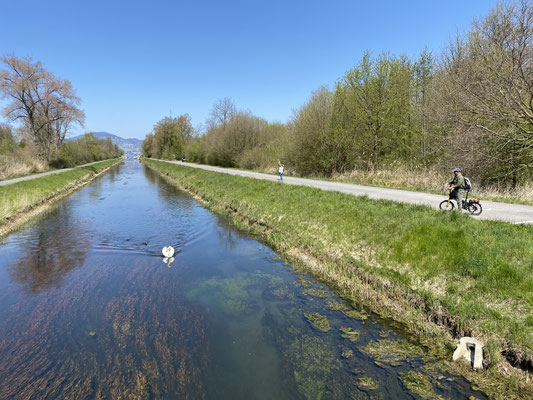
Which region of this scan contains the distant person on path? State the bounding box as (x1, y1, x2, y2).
(278, 161, 284, 182)
(447, 168, 465, 211)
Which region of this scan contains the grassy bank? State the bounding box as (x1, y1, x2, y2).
(145, 159, 533, 398)
(0, 159, 121, 234)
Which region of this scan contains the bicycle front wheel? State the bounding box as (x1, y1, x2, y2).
(439, 200, 455, 211)
(468, 203, 482, 215)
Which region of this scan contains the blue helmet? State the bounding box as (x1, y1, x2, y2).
(452, 168, 461, 172)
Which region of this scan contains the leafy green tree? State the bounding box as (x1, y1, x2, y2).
(142, 134, 155, 158)
(412, 48, 437, 165)
(150, 115, 194, 160)
(237, 122, 290, 170)
(214, 112, 267, 167)
(289, 87, 335, 175)
(0, 124, 15, 155)
(184, 135, 206, 163)
(332, 51, 414, 172)
(50, 133, 123, 168)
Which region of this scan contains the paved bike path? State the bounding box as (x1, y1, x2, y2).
(0, 160, 116, 187)
(158, 160, 533, 225)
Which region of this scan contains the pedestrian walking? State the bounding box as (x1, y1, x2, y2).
(278, 161, 284, 182)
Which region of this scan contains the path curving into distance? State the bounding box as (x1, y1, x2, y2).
(157, 159, 533, 225)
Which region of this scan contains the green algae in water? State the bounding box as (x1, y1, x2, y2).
(187, 276, 253, 316)
(286, 335, 342, 400)
(186, 271, 282, 317)
(304, 313, 331, 332)
(297, 276, 312, 287)
(300, 288, 329, 298)
(342, 349, 354, 358)
(263, 285, 294, 301)
(343, 309, 368, 320)
(360, 339, 424, 367)
(399, 371, 445, 400)
(357, 376, 378, 390)
(327, 300, 350, 311)
(340, 327, 360, 343)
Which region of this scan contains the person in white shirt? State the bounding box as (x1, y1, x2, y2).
(278, 161, 284, 182)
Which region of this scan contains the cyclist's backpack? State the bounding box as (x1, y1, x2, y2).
(463, 177, 472, 191)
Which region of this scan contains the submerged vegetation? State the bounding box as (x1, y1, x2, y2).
(361, 339, 424, 367)
(284, 334, 342, 399)
(300, 288, 329, 298)
(186, 271, 283, 317)
(304, 313, 331, 332)
(144, 159, 533, 398)
(399, 371, 445, 400)
(339, 327, 360, 343)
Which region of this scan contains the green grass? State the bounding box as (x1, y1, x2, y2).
(0, 159, 120, 221)
(144, 159, 533, 370)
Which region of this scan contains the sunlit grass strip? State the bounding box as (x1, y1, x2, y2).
(144, 160, 533, 367)
(0, 159, 120, 221)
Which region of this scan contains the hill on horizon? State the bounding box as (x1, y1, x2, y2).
(68, 132, 142, 156)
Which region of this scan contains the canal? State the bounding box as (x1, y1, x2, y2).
(0, 161, 487, 399)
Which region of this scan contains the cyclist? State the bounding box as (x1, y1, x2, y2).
(446, 168, 465, 211)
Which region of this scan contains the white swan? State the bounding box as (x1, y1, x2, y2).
(162, 246, 175, 258)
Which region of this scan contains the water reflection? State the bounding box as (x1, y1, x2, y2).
(9, 205, 90, 293)
(163, 256, 175, 267)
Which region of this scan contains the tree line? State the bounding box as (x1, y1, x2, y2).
(0, 56, 122, 178)
(145, 1, 531, 188)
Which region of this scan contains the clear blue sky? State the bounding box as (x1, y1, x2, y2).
(1, 0, 497, 140)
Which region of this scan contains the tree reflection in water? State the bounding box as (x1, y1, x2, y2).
(8, 206, 90, 293)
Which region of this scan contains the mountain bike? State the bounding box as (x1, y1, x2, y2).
(439, 189, 482, 215)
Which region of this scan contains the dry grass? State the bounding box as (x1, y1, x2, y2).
(333, 165, 533, 204)
(0, 154, 48, 180)
(335, 166, 447, 192)
(480, 182, 533, 203)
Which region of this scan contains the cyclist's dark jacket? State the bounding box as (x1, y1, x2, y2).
(449, 174, 465, 199)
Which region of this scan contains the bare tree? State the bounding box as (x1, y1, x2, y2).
(0, 55, 85, 161)
(437, 0, 533, 184)
(206, 97, 236, 129)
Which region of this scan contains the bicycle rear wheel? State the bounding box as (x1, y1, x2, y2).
(468, 203, 482, 215)
(439, 200, 455, 211)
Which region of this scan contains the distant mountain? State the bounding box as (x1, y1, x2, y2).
(68, 132, 142, 156)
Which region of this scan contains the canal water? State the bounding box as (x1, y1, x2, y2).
(0, 161, 487, 399)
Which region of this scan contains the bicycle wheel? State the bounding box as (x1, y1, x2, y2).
(468, 203, 482, 215)
(439, 200, 455, 211)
